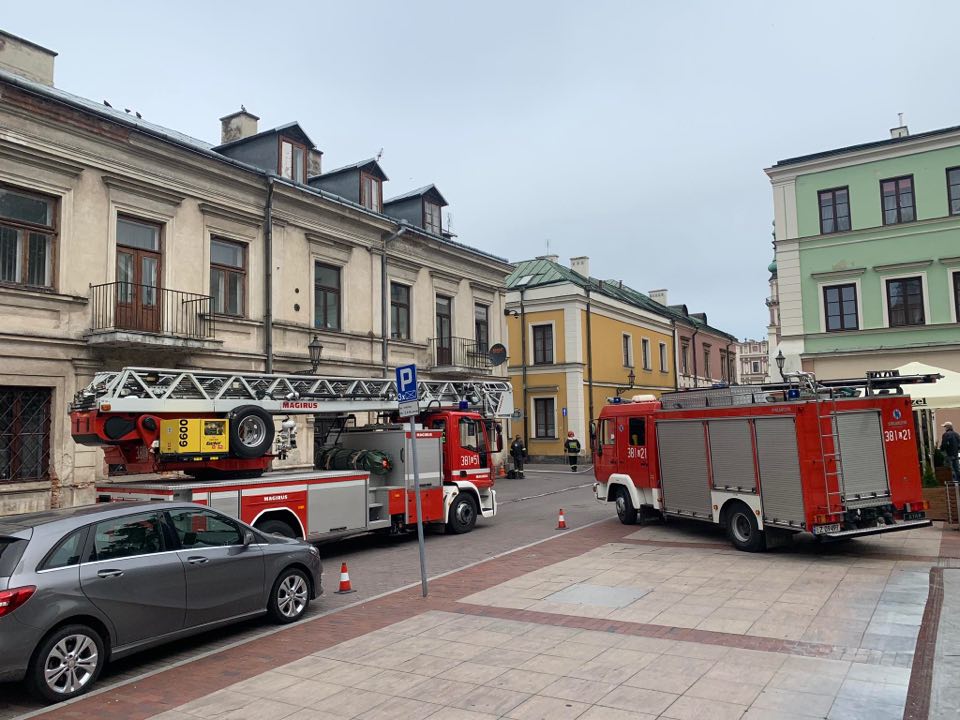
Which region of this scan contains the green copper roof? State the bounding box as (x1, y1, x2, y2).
(768, 258, 777, 274)
(507, 258, 737, 341)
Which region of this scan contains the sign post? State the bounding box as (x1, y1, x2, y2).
(396, 364, 428, 597)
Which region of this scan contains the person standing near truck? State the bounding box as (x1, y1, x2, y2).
(564, 431, 582, 472)
(941, 421, 960, 483)
(510, 435, 526, 478)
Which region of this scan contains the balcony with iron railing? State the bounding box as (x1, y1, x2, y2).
(85, 281, 219, 349)
(428, 336, 492, 375)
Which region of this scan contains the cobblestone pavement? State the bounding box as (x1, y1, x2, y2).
(0, 466, 602, 719)
(9, 492, 958, 720)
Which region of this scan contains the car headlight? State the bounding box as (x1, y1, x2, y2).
(309, 546, 320, 557)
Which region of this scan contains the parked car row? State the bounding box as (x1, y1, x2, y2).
(0, 501, 322, 703)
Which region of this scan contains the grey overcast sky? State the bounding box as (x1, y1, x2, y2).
(5, 1, 960, 339)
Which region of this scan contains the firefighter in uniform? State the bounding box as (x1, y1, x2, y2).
(510, 435, 526, 478)
(564, 431, 582, 472)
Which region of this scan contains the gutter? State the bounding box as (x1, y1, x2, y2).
(520, 287, 528, 452)
(263, 177, 275, 372)
(690, 326, 700, 389)
(585, 286, 594, 448)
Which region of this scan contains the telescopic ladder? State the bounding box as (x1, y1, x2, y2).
(70, 367, 514, 418)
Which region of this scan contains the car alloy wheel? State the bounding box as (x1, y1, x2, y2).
(44, 633, 99, 696)
(276, 573, 308, 619)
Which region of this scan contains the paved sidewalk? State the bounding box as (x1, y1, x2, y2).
(21, 519, 957, 720)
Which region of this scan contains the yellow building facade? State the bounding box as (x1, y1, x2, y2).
(505, 257, 676, 460)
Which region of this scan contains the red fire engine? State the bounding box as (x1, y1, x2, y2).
(593, 371, 937, 551)
(70, 367, 512, 539)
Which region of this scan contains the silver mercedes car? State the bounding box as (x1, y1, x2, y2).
(0, 501, 322, 703)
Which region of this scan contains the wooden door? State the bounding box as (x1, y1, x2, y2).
(116, 217, 161, 333)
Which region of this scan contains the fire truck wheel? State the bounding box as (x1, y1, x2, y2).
(614, 487, 639, 525)
(725, 503, 766, 552)
(447, 492, 478, 534)
(268, 567, 311, 623)
(228, 406, 275, 458)
(256, 519, 298, 538)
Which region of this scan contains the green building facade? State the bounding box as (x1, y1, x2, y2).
(766, 123, 960, 383)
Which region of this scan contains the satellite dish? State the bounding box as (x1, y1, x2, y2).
(488, 343, 507, 367)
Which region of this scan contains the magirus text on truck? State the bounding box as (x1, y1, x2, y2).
(592, 370, 938, 551)
(70, 367, 513, 541)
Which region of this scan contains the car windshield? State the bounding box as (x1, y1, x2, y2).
(0, 537, 28, 577)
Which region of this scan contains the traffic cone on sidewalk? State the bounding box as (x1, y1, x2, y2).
(556, 508, 567, 530)
(335, 562, 356, 594)
(498, 463, 506, 478)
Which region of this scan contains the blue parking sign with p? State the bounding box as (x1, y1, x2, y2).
(396, 364, 418, 402)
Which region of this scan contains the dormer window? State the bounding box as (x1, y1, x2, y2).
(279, 138, 306, 183)
(424, 201, 442, 234)
(361, 173, 382, 212)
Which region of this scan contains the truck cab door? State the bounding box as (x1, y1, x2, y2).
(457, 417, 492, 487)
(594, 417, 619, 482)
(620, 416, 651, 488)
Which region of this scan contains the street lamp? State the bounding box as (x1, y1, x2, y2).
(616, 368, 636, 397)
(775, 350, 785, 380)
(309, 335, 324, 373)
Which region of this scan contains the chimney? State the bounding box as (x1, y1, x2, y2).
(0, 30, 56, 86)
(219, 108, 259, 144)
(307, 149, 323, 177)
(570, 256, 590, 277)
(649, 288, 668, 305)
(890, 113, 909, 139)
(537, 254, 560, 264)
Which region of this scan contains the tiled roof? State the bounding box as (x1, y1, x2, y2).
(0, 69, 505, 264)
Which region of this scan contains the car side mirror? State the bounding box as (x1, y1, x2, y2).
(243, 531, 255, 547)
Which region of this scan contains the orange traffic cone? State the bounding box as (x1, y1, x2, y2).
(336, 562, 356, 594)
(498, 463, 506, 478)
(556, 508, 567, 530)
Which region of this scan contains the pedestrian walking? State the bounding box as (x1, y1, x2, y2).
(510, 435, 526, 478)
(564, 431, 582, 472)
(941, 421, 960, 484)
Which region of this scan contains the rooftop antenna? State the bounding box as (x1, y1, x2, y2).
(375, 147, 383, 162)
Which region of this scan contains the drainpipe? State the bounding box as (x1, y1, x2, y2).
(585, 286, 594, 448)
(725, 340, 735, 385)
(380, 224, 408, 370)
(264, 177, 275, 373)
(690, 326, 700, 389)
(520, 287, 528, 451)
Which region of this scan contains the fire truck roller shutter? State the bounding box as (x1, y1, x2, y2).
(656, 421, 712, 518)
(707, 420, 756, 492)
(834, 412, 890, 504)
(754, 418, 805, 527)
(227, 406, 275, 458)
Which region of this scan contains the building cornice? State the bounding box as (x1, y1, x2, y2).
(872, 259, 933, 274)
(0, 138, 85, 178)
(765, 128, 960, 181)
(198, 202, 263, 229)
(102, 174, 186, 206)
(810, 267, 866, 281)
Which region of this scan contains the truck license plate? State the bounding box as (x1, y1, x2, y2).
(812, 523, 841, 535)
(904, 511, 925, 521)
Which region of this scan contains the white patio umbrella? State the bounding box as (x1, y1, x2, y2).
(894, 361, 960, 410)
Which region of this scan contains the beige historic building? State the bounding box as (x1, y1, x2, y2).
(0, 30, 510, 514)
(736, 338, 769, 384)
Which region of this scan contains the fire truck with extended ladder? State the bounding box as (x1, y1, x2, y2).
(593, 370, 938, 551)
(70, 367, 512, 540)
